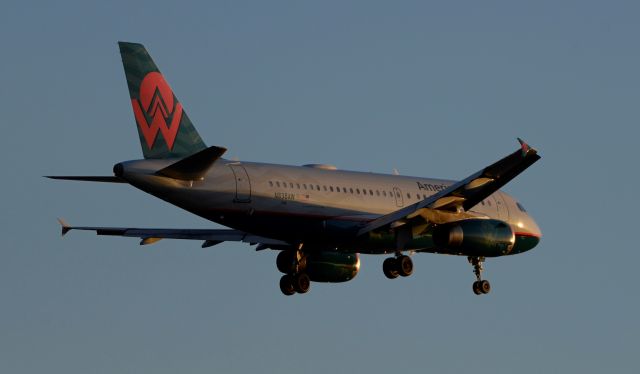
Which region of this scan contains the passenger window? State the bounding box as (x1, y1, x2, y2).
(282, 181, 287, 188)
(290, 182, 294, 188)
(416, 193, 420, 199)
(376, 190, 380, 196)
(323, 185, 327, 191)
(269, 181, 273, 187)
(383, 191, 387, 197)
(343, 187, 348, 193)
(276, 181, 281, 187)
(350, 188, 354, 194)
(303, 184, 307, 190)
(296, 183, 300, 189)
(407, 193, 411, 199)
(356, 188, 360, 194)
(369, 189, 374, 195)
(330, 186, 334, 192)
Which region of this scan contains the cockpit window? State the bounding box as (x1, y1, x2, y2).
(516, 202, 527, 212)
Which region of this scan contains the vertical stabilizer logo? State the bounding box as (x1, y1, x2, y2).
(131, 72, 183, 150)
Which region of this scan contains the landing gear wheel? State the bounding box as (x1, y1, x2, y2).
(479, 280, 491, 294)
(383, 257, 399, 279)
(472, 281, 482, 295)
(293, 273, 311, 294)
(279, 274, 295, 296)
(468, 256, 491, 296)
(397, 255, 414, 277)
(276, 250, 296, 274)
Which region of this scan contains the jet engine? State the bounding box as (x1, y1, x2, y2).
(432, 219, 515, 256)
(277, 250, 360, 283)
(306, 252, 360, 283)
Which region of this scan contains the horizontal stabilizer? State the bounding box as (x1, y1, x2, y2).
(46, 176, 126, 183)
(156, 145, 227, 180)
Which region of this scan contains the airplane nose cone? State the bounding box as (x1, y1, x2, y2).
(512, 214, 542, 254)
(528, 215, 542, 238)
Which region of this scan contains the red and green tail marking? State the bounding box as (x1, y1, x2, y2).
(119, 42, 206, 159)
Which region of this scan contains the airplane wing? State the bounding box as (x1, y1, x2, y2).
(58, 219, 288, 249)
(357, 138, 540, 236)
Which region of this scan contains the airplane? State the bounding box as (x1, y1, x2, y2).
(49, 42, 542, 296)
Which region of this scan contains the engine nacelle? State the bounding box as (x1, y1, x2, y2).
(276, 251, 360, 282)
(306, 252, 360, 283)
(432, 219, 515, 256)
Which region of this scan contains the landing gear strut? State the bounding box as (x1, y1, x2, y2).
(277, 246, 311, 296)
(383, 254, 414, 279)
(468, 256, 491, 295)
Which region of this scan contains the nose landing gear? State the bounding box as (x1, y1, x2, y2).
(469, 256, 491, 295)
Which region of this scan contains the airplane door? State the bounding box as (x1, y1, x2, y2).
(229, 164, 252, 203)
(393, 186, 404, 207)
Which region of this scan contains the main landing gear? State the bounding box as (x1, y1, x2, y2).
(279, 273, 310, 296)
(469, 256, 491, 295)
(382, 254, 414, 279)
(277, 247, 310, 296)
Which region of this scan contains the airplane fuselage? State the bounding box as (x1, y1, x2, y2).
(116, 158, 541, 257)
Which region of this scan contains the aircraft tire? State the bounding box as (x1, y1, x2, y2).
(293, 273, 311, 294)
(279, 275, 296, 296)
(480, 280, 491, 294)
(383, 258, 399, 279)
(277, 250, 296, 274)
(397, 255, 414, 277)
(472, 281, 482, 295)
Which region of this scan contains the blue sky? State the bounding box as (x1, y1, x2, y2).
(1, 1, 639, 373)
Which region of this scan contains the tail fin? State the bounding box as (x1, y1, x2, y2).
(119, 42, 207, 159)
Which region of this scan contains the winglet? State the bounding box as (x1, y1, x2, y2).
(58, 218, 71, 237)
(517, 138, 537, 157)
